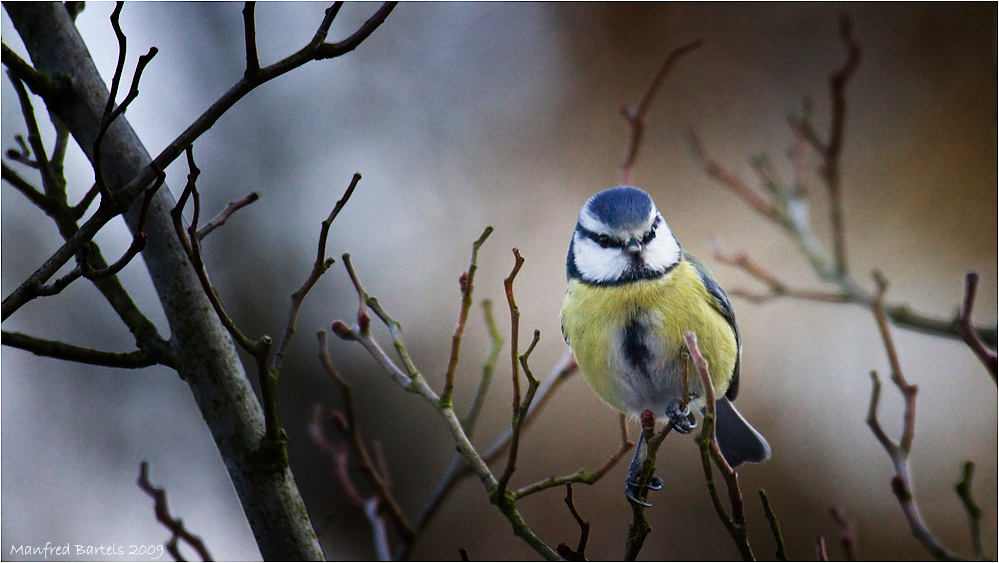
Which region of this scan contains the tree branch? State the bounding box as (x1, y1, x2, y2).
(2, 330, 170, 369)
(137, 462, 213, 562)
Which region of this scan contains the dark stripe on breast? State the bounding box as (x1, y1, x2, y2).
(623, 317, 653, 378)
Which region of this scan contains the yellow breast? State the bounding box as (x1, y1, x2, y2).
(560, 258, 737, 417)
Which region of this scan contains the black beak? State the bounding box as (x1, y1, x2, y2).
(626, 238, 642, 255)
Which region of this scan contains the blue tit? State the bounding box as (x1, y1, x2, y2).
(560, 186, 770, 499)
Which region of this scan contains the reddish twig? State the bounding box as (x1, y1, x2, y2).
(316, 331, 415, 540)
(956, 272, 997, 380)
(822, 12, 861, 276)
(867, 272, 960, 561)
(829, 506, 858, 561)
(495, 248, 526, 499)
(619, 40, 702, 185)
(137, 462, 213, 562)
(815, 536, 829, 562)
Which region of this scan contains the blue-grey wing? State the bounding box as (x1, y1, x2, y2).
(684, 251, 741, 400)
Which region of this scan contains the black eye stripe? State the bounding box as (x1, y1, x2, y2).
(577, 225, 624, 248)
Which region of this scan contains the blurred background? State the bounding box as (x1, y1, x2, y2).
(2, 2, 995, 561)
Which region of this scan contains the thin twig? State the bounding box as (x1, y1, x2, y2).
(2, 330, 170, 368)
(867, 273, 960, 561)
(687, 331, 753, 561)
(496, 249, 527, 499)
(461, 299, 503, 439)
(815, 536, 829, 562)
(956, 271, 997, 380)
(316, 331, 415, 540)
(442, 226, 494, 405)
(619, 39, 702, 185)
(823, 12, 861, 276)
(2, 3, 396, 321)
(828, 506, 858, 561)
(954, 461, 985, 561)
(196, 192, 260, 240)
(137, 462, 213, 562)
(271, 174, 359, 375)
(759, 489, 788, 561)
(555, 484, 589, 561)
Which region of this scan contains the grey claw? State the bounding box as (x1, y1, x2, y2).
(667, 400, 697, 434)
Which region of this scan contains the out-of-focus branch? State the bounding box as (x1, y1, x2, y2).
(1, 42, 72, 100)
(866, 273, 961, 562)
(316, 332, 414, 540)
(619, 40, 702, 185)
(956, 272, 997, 380)
(687, 331, 753, 561)
(461, 299, 503, 439)
(137, 462, 213, 562)
(815, 536, 829, 562)
(954, 461, 985, 561)
(829, 506, 858, 561)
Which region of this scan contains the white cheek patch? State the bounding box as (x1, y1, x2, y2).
(642, 224, 681, 272)
(573, 232, 631, 283)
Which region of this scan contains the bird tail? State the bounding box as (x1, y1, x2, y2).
(714, 397, 771, 467)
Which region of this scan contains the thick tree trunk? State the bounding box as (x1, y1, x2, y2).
(4, 3, 324, 560)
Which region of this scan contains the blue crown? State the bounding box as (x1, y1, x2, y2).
(586, 186, 653, 228)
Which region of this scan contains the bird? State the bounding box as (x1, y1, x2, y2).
(560, 186, 770, 504)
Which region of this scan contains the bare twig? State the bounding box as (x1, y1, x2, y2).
(759, 489, 788, 561)
(333, 252, 559, 561)
(822, 12, 861, 276)
(496, 249, 531, 500)
(2, 2, 397, 321)
(815, 536, 829, 562)
(95, 3, 159, 198)
(137, 462, 213, 562)
(954, 461, 985, 561)
(956, 272, 997, 380)
(271, 174, 359, 375)
(687, 331, 753, 561)
(2, 330, 171, 369)
(196, 192, 260, 240)
(866, 273, 961, 561)
(829, 506, 858, 561)
(513, 415, 633, 499)
(442, 226, 494, 405)
(555, 484, 589, 561)
(316, 332, 415, 540)
(461, 299, 503, 439)
(242, 2, 260, 76)
(619, 40, 702, 185)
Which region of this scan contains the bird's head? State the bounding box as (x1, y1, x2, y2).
(567, 186, 681, 284)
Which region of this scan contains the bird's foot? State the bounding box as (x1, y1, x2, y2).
(667, 400, 697, 434)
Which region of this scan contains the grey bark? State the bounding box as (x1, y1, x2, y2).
(4, 3, 324, 560)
